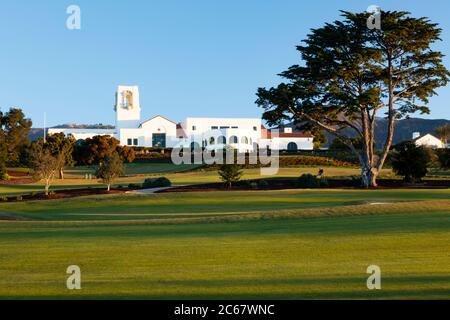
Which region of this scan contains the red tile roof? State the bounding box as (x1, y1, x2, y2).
(265, 131, 313, 139)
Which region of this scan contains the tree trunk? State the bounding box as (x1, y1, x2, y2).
(107, 184, 111, 192)
(59, 167, 64, 180)
(45, 182, 49, 196)
(361, 165, 378, 188)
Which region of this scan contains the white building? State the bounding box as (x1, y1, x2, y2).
(412, 132, 446, 149)
(49, 86, 314, 151)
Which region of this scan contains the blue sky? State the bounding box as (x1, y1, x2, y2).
(1, 0, 449, 128)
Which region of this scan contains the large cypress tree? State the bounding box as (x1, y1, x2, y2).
(256, 11, 449, 187)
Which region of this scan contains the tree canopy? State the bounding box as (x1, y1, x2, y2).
(256, 11, 449, 187)
(0, 108, 32, 166)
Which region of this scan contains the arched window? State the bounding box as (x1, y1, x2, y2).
(230, 136, 238, 144)
(217, 136, 226, 144)
(287, 142, 298, 151)
(253, 142, 259, 151)
(241, 136, 249, 144)
(249, 138, 252, 145)
(209, 137, 215, 145)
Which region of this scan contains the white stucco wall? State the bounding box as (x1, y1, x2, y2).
(47, 128, 116, 140)
(415, 134, 444, 149)
(259, 137, 314, 150)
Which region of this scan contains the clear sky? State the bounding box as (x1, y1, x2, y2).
(1, 0, 449, 128)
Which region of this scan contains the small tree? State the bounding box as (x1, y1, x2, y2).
(218, 164, 243, 189)
(391, 142, 431, 183)
(31, 144, 62, 195)
(41, 133, 76, 179)
(1, 108, 32, 166)
(95, 153, 124, 192)
(117, 145, 136, 163)
(312, 129, 327, 150)
(0, 127, 7, 180)
(435, 124, 450, 146)
(436, 148, 450, 169)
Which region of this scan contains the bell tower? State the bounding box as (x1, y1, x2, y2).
(115, 85, 141, 129)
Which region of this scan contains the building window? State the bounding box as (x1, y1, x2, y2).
(127, 138, 132, 146)
(133, 138, 138, 146)
(211, 126, 218, 130)
(192, 126, 196, 131)
(152, 133, 166, 148)
(241, 136, 249, 144)
(220, 126, 229, 129)
(253, 126, 257, 131)
(209, 137, 215, 145)
(231, 126, 238, 129)
(217, 136, 226, 144)
(287, 142, 298, 151)
(230, 136, 238, 144)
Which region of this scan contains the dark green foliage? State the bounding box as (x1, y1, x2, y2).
(142, 177, 172, 188)
(218, 164, 243, 188)
(30, 143, 63, 195)
(73, 135, 135, 165)
(0, 135, 7, 180)
(0, 108, 32, 166)
(297, 173, 328, 188)
(436, 148, 450, 169)
(312, 129, 327, 150)
(128, 183, 142, 189)
(95, 153, 124, 191)
(256, 10, 450, 187)
(30, 133, 76, 179)
(435, 124, 450, 146)
(391, 142, 431, 183)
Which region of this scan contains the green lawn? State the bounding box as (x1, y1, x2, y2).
(1, 189, 449, 299)
(0, 165, 390, 196)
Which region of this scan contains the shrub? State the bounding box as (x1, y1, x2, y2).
(16, 195, 23, 201)
(437, 149, 450, 169)
(257, 179, 269, 188)
(0, 196, 8, 202)
(391, 142, 431, 183)
(297, 173, 328, 188)
(128, 183, 142, 189)
(142, 177, 172, 188)
(218, 164, 243, 188)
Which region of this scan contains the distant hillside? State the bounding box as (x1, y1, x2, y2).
(284, 117, 450, 148)
(29, 124, 114, 141)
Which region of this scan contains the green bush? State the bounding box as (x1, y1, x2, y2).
(437, 149, 450, 169)
(297, 173, 328, 188)
(0, 196, 8, 202)
(142, 177, 172, 188)
(128, 183, 142, 189)
(16, 195, 23, 201)
(257, 179, 269, 188)
(391, 142, 431, 183)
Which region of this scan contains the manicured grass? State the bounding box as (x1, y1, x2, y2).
(0, 166, 376, 196)
(0, 189, 449, 299)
